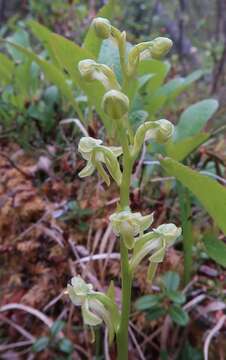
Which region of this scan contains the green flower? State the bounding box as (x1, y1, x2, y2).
(127, 37, 172, 75)
(78, 137, 122, 186)
(153, 223, 182, 246)
(67, 276, 119, 343)
(110, 210, 154, 249)
(133, 119, 174, 156)
(92, 17, 112, 39)
(102, 90, 129, 120)
(130, 223, 181, 281)
(148, 37, 173, 59)
(78, 59, 120, 90)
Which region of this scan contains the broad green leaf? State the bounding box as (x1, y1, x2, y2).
(146, 70, 203, 115)
(175, 99, 219, 141)
(135, 294, 163, 311)
(98, 39, 131, 82)
(1, 40, 82, 117)
(0, 53, 14, 84)
(27, 23, 112, 132)
(167, 291, 186, 304)
(165, 132, 209, 161)
(27, 20, 62, 67)
(83, 0, 116, 58)
(139, 59, 170, 95)
(146, 306, 166, 320)
(203, 234, 226, 267)
(162, 271, 180, 291)
(28, 20, 93, 82)
(182, 69, 203, 86)
(6, 29, 30, 61)
(169, 305, 189, 326)
(161, 157, 226, 235)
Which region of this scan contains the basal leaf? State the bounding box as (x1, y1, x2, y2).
(1, 40, 82, 118)
(165, 132, 209, 161)
(146, 70, 203, 115)
(0, 53, 14, 84)
(28, 20, 93, 83)
(139, 59, 170, 95)
(175, 99, 219, 141)
(161, 157, 226, 235)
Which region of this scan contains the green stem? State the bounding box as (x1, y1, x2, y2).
(114, 30, 135, 358)
(116, 135, 133, 359)
(120, 150, 133, 208)
(117, 241, 132, 360)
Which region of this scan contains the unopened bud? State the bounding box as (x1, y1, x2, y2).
(102, 90, 129, 120)
(150, 37, 173, 59)
(92, 17, 111, 39)
(152, 119, 174, 143)
(78, 59, 96, 81)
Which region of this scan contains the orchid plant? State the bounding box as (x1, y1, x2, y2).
(67, 17, 181, 360)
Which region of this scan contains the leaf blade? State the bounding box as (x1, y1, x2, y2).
(175, 99, 219, 141)
(161, 157, 226, 235)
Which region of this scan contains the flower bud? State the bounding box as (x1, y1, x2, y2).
(154, 223, 182, 245)
(67, 276, 94, 306)
(102, 90, 129, 120)
(78, 137, 102, 160)
(149, 37, 173, 59)
(150, 119, 174, 144)
(92, 17, 111, 39)
(78, 59, 96, 81)
(110, 210, 154, 249)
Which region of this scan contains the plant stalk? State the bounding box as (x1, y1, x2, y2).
(117, 241, 132, 360)
(116, 139, 133, 359)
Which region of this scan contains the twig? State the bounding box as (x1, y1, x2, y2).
(133, 144, 146, 181)
(11, 210, 50, 243)
(160, 315, 172, 351)
(129, 326, 146, 360)
(0, 340, 33, 352)
(43, 291, 65, 312)
(104, 328, 111, 360)
(0, 151, 32, 179)
(74, 252, 121, 264)
(60, 118, 88, 137)
(199, 171, 226, 185)
(0, 303, 63, 337)
(183, 294, 206, 311)
(0, 314, 35, 341)
(68, 238, 102, 291)
(204, 315, 226, 360)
